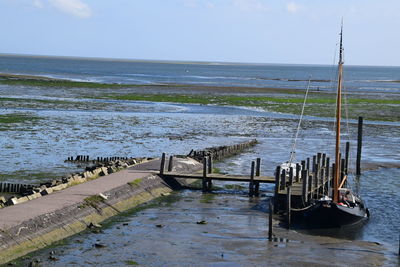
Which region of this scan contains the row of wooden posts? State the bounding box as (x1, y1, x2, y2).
(159, 153, 263, 196)
(0, 183, 35, 194)
(66, 155, 130, 163)
(274, 142, 352, 228)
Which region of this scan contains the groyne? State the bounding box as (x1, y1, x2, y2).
(0, 140, 257, 264)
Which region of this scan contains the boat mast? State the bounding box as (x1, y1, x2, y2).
(333, 25, 344, 203)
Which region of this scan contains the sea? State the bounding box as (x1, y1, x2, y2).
(0, 55, 399, 264)
(0, 54, 400, 93)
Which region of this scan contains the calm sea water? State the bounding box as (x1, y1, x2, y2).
(1, 55, 400, 93)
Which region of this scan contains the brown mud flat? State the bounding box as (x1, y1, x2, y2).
(9, 189, 396, 267)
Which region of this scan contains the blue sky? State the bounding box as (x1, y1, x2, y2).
(0, 0, 399, 66)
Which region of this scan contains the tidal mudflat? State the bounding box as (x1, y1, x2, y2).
(1, 78, 399, 265)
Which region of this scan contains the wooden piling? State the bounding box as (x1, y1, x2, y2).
(167, 156, 173, 172)
(286, 186, 291, 229)
(295, 163, 300, 182)
(249, 161, 255, 197)
(306, 158, 310, 171)
(280, 169, 286, 190)
(274, 166, 281, 213)
(160, 153, 166, 176)
(207, 156, 213, 174)
(345, 142, 350, 175)
(288, 167, 294, 186)
(202, 157, 207, 192)
(356, 116, 363, 175)
(255, 158, 261, 196)
(268, 199, 273, 241)
(302, 169, 308, 203)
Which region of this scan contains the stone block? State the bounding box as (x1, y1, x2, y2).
(27, 193, 42, 200)
(6, 197, 19, 205)
(40, 188, 53, 196)
(16, 196, 29, 203)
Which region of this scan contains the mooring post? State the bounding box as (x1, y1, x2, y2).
(160, 153, 166, 176)
(308, 174, 313, 200)
(345, 142, 350, 175)
(249, 161, 255, 197)
(269, 199, 273, 241)
(207, 156, 213, 174)
(295, 163, 300, 182)
(302, 170, 308, 204)
(167, 155, 174, 172)
(356, 116, 363, 175)
(341, 158, 346, 187)
(288, 167, 293, 186)
(274, 166, 281, 213)
(255, 158, 261, 196)
(306, 158, 310, 171)
(286, 186, 291, 229)
(202, 157, 208, 192)
(314, 164, 319, 199)
(280, 169, 286, 191)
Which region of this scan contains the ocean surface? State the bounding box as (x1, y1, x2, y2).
(1, 54, 400, 93)
(0, 55, 399, 264)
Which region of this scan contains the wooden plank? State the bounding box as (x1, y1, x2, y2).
(162, 172, 275, 183)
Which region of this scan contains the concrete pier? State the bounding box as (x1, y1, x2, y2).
(0, 157, 201, 264)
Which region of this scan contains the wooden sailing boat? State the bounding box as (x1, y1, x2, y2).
(301, 25, 370, 227)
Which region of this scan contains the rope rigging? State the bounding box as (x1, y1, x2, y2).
(288, 76, 312, 164)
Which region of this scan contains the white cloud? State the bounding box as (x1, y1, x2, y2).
(286, 2, 301, 14)
(233, 0, 268, 12)
(49, 0, 92, 18)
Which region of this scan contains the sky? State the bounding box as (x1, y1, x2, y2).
(0, 0, 399, 66)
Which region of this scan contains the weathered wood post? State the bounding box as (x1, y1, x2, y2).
(167, 156, 174, 172)
(306, 158, 310, 171)
(302, 169, 308, 204)
(341, 158, 346, 187)
(308, 173, 313, 200)
(202, 157, 208, 192)
(356, 116, 363, 175)
(345, 142, 350, 175)
(254, 158, 261, 196)
(207, 156, 213, 191)
(207, 156, 213, 174)
(274, 166, 281, 213)
(295, 163, 300, 182)
(314, 163, 319, 199)
(249, 161, 255, 197)
(289, 167, 294, 186)
(280, 169, 286, 191)
(159, 153, 166, 176)
(286, 186, 291, 229)
(268, 199, 273, 241)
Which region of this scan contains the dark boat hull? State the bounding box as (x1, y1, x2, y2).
(299, 201, 368, 228)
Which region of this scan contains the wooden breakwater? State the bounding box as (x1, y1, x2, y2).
(188, 139, 258, 162)
(65, 155, 132, 163)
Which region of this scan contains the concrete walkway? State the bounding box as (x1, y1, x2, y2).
(0, 160, 160, 230)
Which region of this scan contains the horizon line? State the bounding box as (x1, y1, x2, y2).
(0, 52, 399, 68)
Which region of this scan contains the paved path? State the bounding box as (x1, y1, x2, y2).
(0, 161, 160, 230)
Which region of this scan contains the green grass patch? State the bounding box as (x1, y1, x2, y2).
(124, 260, 139, 265)
(0, 113, 40, 124)
(200, 193, 215, 204)
(83, 195, 105, 209)
(106, 93, 400, 122)
(128, 179, 142, 186)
